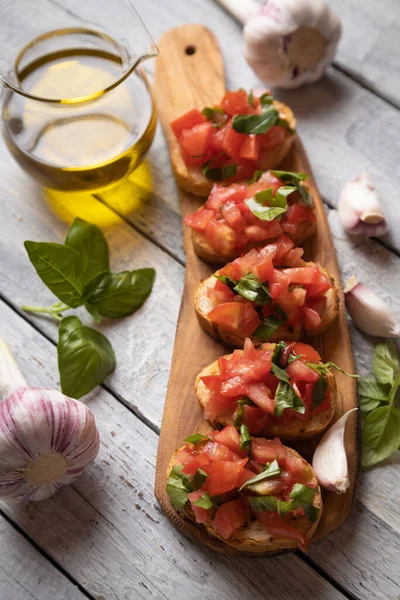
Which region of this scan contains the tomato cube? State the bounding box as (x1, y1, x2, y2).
(208, 302, 245, 331)
(205, 220, 237, 257)
(251, 437, 287, 464)
(221, 90, 251, 116)
(170, 108, 207, 138)
(222, 125, 245, 159)
(257, 125, 287, 151)
(246, 382, 275, 413)
(184, 208, 214, 232)
(188, 491, 211, 524)
(240, 135, 260, 161)
(213, 498, 246, 539)
(221, 201, 243, 229)
(180, 122, 212, 157)
(213, 425, 241, 454)
(292, 343, 321, 363)
(203, 459, 248, 496)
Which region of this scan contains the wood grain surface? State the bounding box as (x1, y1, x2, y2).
(153, 24, 359, 554)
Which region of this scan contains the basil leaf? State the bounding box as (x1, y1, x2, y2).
(360, 396, 381, 414)
(246, 187, 290, 221)
(271, 364, 290, 383)
(362, 405, 400, 467)
(273, 304, 288, 322)
(358, 377, 390, 401)
(288, 353, 303, 364)
(192, 492, 213, 509)
(202, 106, 224, 119)
(307, 361, 359, 379)
(184, 434, 210, 444)
(234, 273, 271, 305)
(64, 218, 109, 296)
(311, 376, 328, 410)
(232, 107, 279, 135)
(272, 341, 287, 365)
(57, 315, 116, 399)
(86, 269, 155, 319)
(275, 186, 297, 207)
(202, 162, 237, 181)
(255, 316, 285, 342)
(248, 170, 264, 184)
(214, 274, 239, 291)
(239, 458, 281, 491)
(24, 241, 85, 308)
(248, 495, 278, 513)
(240, 423, 252, 452)
(248, 89, 255, 106)
(303, 504, 320, 524)
(166, 465, 191, 511)
(259, 92, 273, 108)
(246, 203, 287, 222)
(372, 342, 399, 385)
(274, 381, 305, 417)
(234, 397, 254, 427)
(190, 468, 209, 490)
(270, 170, 312, 206)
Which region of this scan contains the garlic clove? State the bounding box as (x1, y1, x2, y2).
(344, 277, 400, 338)
(312, 408, 358, 493)
(0, 338, 27, 399)
(338, 171, 388, 237)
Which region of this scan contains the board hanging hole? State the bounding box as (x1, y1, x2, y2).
(185, 45, 196, 56)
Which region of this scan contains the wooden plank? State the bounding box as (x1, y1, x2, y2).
(331, 0, 400, 108)
(0, 301, 346, 600)
(0, 517, 87, 600)
(153, 23, 358, 553)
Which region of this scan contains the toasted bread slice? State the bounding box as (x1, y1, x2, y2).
(167, 444, 322, 553)
(192, 219, 316, 265)
(195, 346, 336, 440)
(195, 263, 338, 346)
(171, 100, 297, 198)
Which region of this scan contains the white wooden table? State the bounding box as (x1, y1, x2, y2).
(1, 1, 400, 599)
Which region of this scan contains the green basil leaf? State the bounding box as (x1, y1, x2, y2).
(57, 315, 116, 399)
(273, 304, 288, 322)
(214, 274, 239, 291)
(311, 376, 328, 410)
(270, 170, 312, 206)
(246, 187, 288, 221)
(358, 377, 390, 401)
(239, 458, 281, 491)
(271, 363, 290, 383)
(372, 342, 399, 385)
(24, 241, 85, 308)
(190, 468, 209, 490)
(234, 273, 271, 305)
(248, 170, 264, 184)
(275, 186, 297, 207)
(259, 92, 273, 108)
(166, 465, 191, 511)
(86, 269, 155, 319)
(276, 118, 296, 135)
(202, 162, 237, 181)
(307, 361, 358, 379)
(240, 423, 252, 452)
(359, 396, 381, 414)
(288, 353, 303, 364)
(303, 504, 320, 524)
(202, 106, 224, 119)
(274, 381, 305, 417)
(248, 89, 255, 106)
(192, 492, 213, 509)
(245, 204, 287, 222)
(247, 495, 278, 513)
(272, 341, 287, 365)
(254, 316, 285, 342)
(232, 107, 279, 135)
(234, 397, 254, 427)
(184, 434, 210, 444)
(64, 218, 109, 295)
(362, 405, 400, 467)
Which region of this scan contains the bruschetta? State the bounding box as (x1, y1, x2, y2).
(195, 339, 336, 440)
(195, 235, 338, 346)
(184, 170, 316, 264)
(166, 427, 322, 552)
(170, 89, 297, 197)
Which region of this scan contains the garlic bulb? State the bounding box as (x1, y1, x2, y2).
(312, 408, 357, 493)
(338, 171, 388, 237)
(344, 276, 400, 338)
(0, 339, 100, 502)
(216, 0, 342, 88)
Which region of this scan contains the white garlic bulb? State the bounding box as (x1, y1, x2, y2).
(338, 171, 388, 237)
(216, 0, 342, 88)
(0, 339, 100, 502)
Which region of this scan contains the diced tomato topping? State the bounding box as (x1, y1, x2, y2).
(256, 513, 308, 551)
(221, 201, 242, 229)
(208, 302, 246, 331)
(280, 247, 304, 267)
(287, 360, 319, 382)
(239, 135, 260, 161)
(283, 267, 318, 284)
(251, 437, 287, 464)
(237, 467, 257, 487)
(180, 122, 212, 158)
(205, 220, 237, 257)
(203, 459, 248, 496)
(246, 382, 275, 413)
(221, 376, 248, 397)
(221, 90, 251, 117)
(222, 124, 245, 159)
(241, 405, 270, 434)
(170, 108, 206, 138)
(184, 208, 214, 231)
(213, 498, 246, 539)
(292, 343, 321, 362)
(181, 452, 211, 476)
(213, 425, 241, 454)
(274, 234, 295, 260)
(286, 203, 316, 223)
(188, 490, 211, 524)
(257, 125, 287, 151)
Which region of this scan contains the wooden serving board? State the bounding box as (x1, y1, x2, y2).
(154, 24, 360, 555)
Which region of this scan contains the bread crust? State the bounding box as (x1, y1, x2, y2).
(167, 443, 322, 552)
(194, 345, 336, 440)
(194, 262, 338, 345)
(171, 100, 297, 198)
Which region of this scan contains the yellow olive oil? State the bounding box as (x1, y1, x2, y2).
(2, 31, 157, 193)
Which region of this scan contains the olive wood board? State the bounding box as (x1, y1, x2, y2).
(153, 23, 360, 556)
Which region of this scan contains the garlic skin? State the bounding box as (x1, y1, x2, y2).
(312, 408, 358, 493)
(338, 171, 388, 237)
(0, 387, 100, 502)
(216, 0, 341, 88)
(344, 276, 400, 338)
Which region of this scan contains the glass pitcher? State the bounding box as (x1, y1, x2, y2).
(0, 0, 158, 193)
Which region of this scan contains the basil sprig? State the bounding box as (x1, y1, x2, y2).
(248, 483, 319, 523)
(184, 434, 211, 444)
(274, 381, 305, 417)
(254, 315, 285, 342)
(234, 397, 255, 427)
(232, 104, 294, 135)
(271, 170, 313, 206)
(240, 423, 252, 452)
(202, 161, 237, 182)
(166, 465, 209, 511)
(307, 361, 359, 378)
(246, 186, 296, 222)
(22, 218, 155, 398)
(360, 342, 400, 468)
(192, 492, 214, 509)
(214, 273, 271, 306)
(239, 458, 281, 491)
